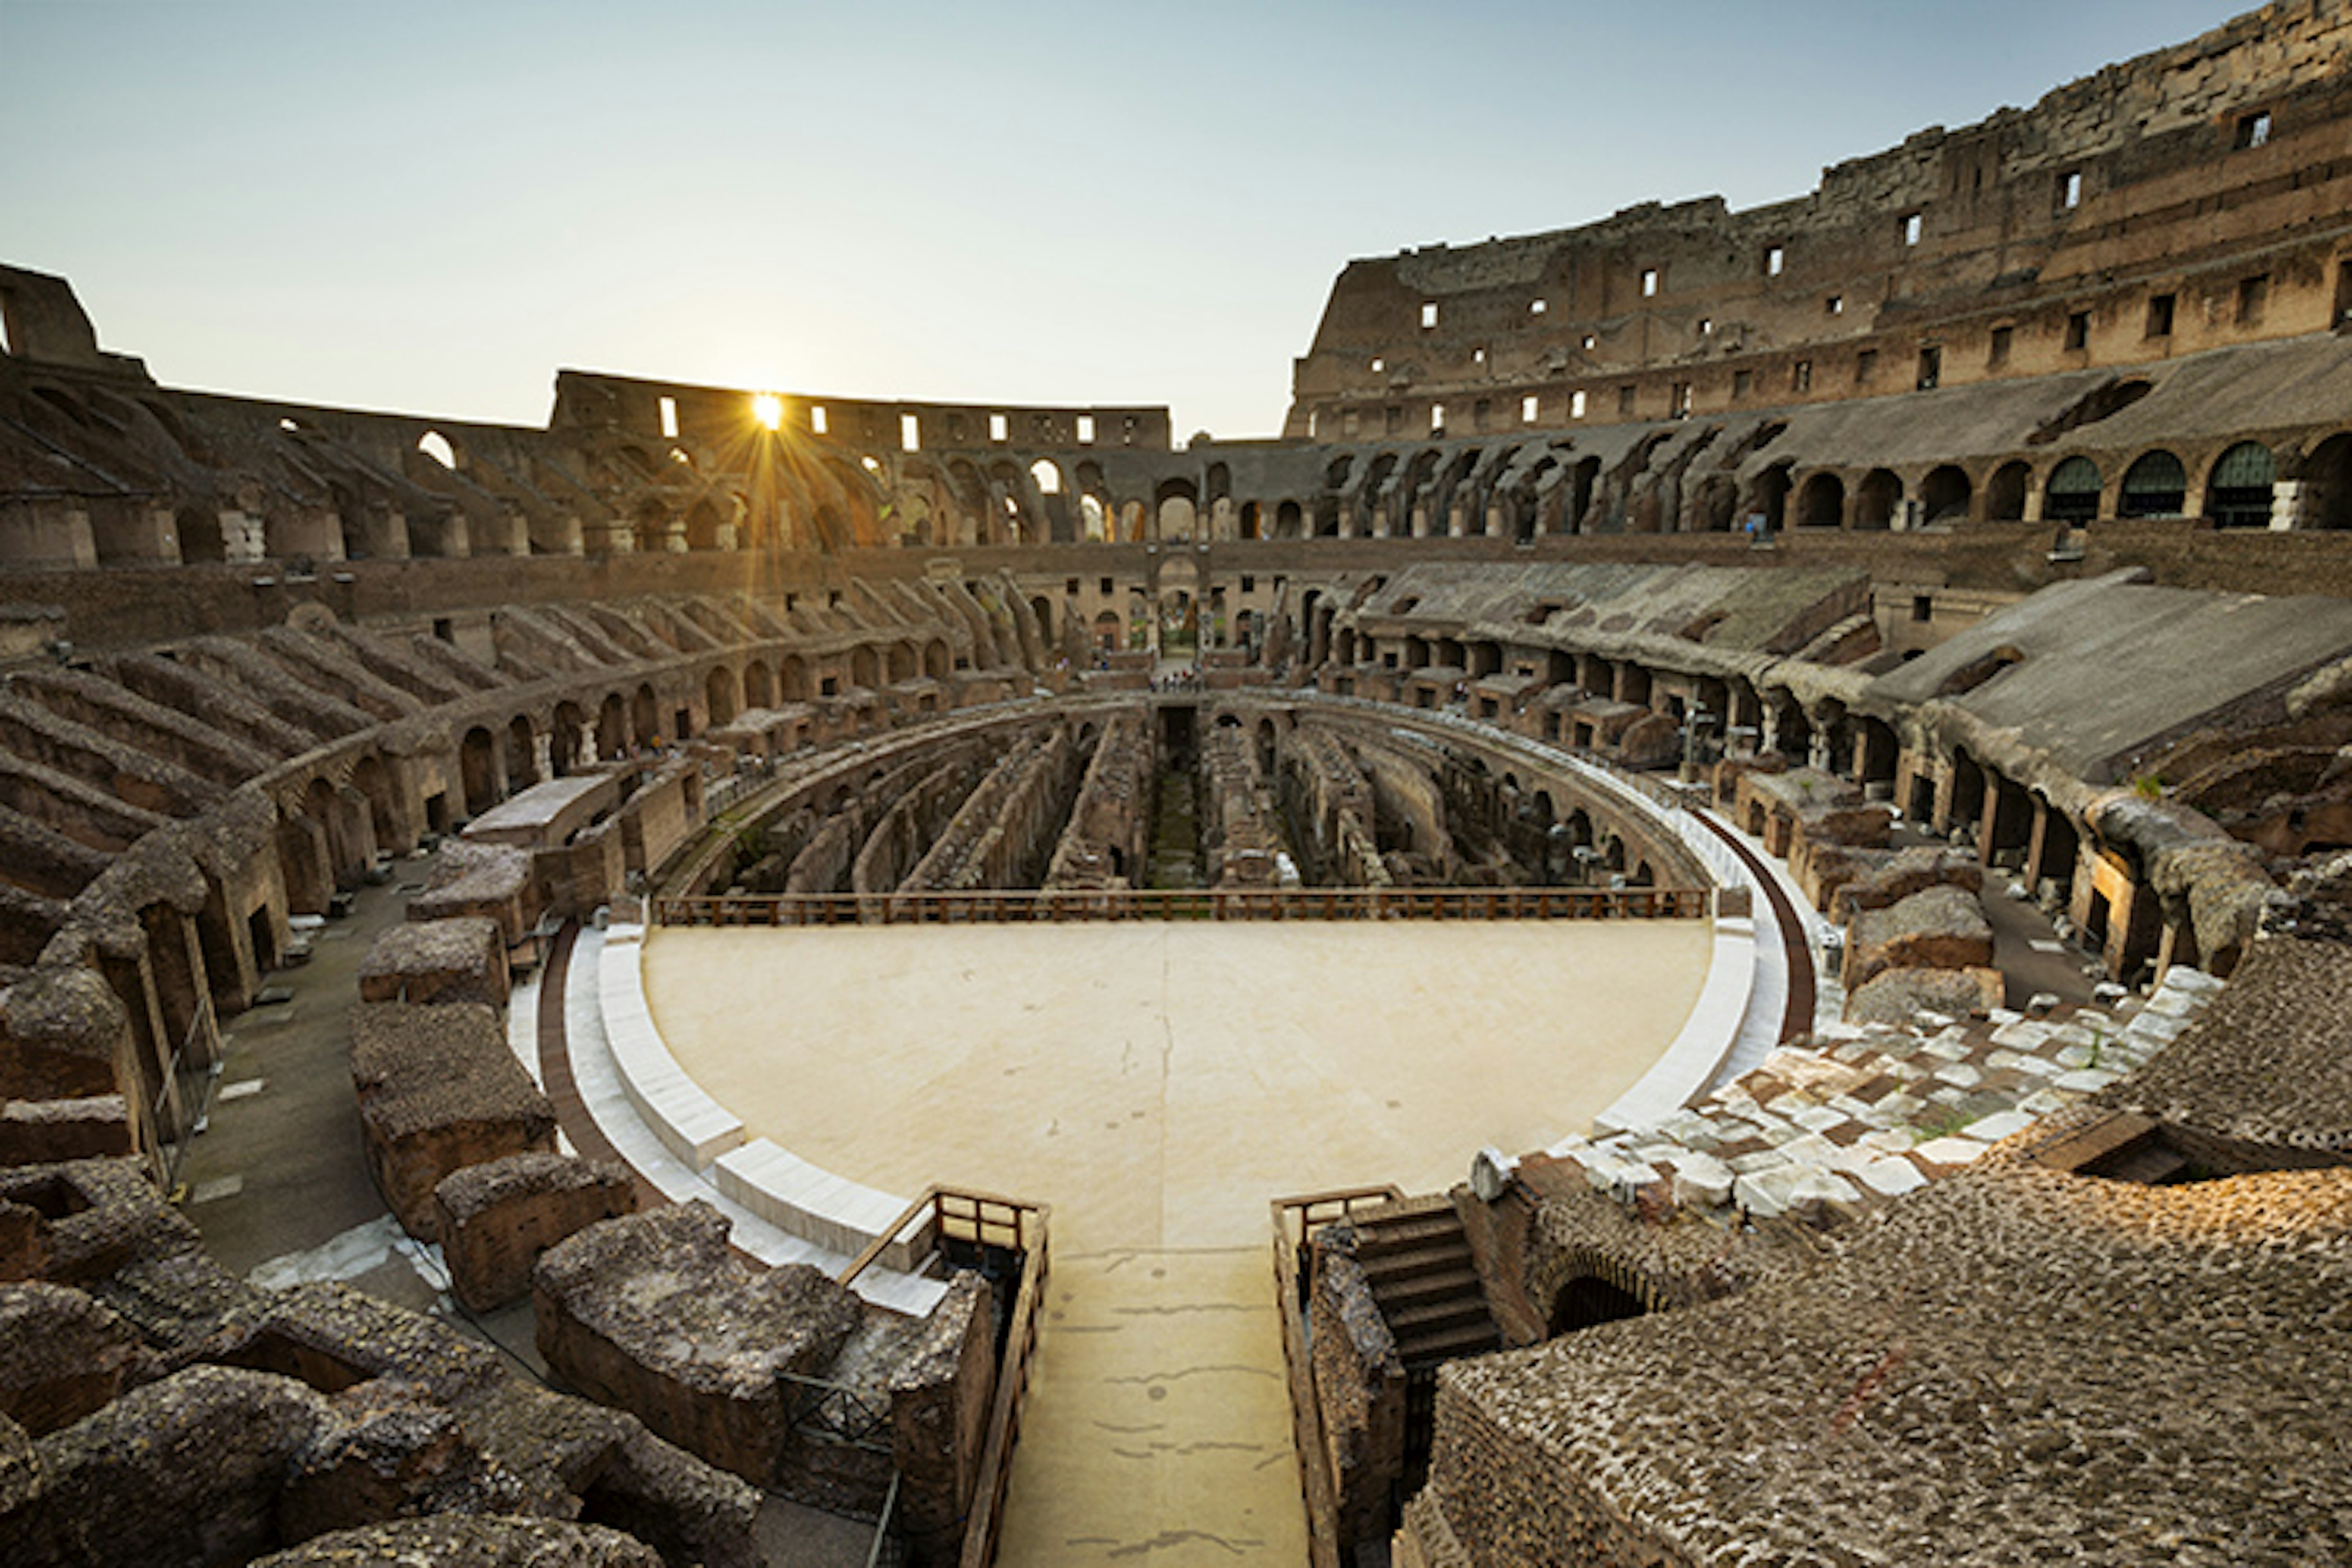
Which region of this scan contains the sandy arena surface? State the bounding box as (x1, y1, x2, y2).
(644, 919, 1711, 1566)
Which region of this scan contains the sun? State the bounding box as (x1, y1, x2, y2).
(750, 392, 784, 432)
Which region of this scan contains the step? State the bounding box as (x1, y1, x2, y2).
(1396, 1321, 1502, 1366)
(1354, 1212, 1469, 1253)
(1384, 1295, 1494, 1340)
(1360, 1245, 1475, 1292)
(1368, 1264, 1483, 1311)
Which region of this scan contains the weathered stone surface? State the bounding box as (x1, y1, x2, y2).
(0, 1409, 37, 1516)
(357, 915, 509, 1008)
(885, 1270, 997, 1566)
(0, 1283, 143, 1436)
(1844, 882, 1995, 989)
(533, 1202, 863, 1487)
(434, 1152, 638, 1313)
(10, 1363, 331, 1568)
(0, 1096, 133, 1166)
(0, 1157, 203, 1284)
(0, 1198, 42, 1283)
(1308, 1225, 1406, 1551)
(251, 1515, 665, 1568)
(276, 1380, 518, 1544)
(1844, 963, 2006, 1026)
(409, 840, 535, 944)
(1423, 1166, 2352, 1567)
(1838, 845, 1984, 916)
(349, 1002, 556, 1241)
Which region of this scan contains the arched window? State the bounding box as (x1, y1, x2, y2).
(2206, 442, 2276, 529)
(2046, 456, 2103, 524)
(2120, 450, 2187, 518)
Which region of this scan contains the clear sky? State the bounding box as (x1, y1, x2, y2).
(3, 0, 2247, 439)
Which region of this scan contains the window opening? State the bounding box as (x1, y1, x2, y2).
(658, 396, 679, 439)
(2146, 293, 2176, 338)
(900, 413, 921, 452)
(1766, 245, 1785, 277)
(1420, 301, 1439, 329)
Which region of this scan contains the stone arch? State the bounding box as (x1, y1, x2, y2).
(1854, 469, 1902, 530)
(2120, 450, 2187, 519)
(706, 665, 739, 726)
(631, 684, 660, 748)
(597, 693, 628, 760)
(1921, 464, 1972, 526)
(459, 726, 500, 816)
(1691, 473, 1740, 533)
(2298, 432, 2352, 530)
(350, 752, 401, 851)
(1796, 472, 1845, 528)
(176, 507, 227, 564)
(1747, 463, 1793, 532)
(2045, 456, 2103, 524)
(504, 714, 539, 791)
(1986, 461, 2032, 522)
(2204, 440, 2276, 529)
(743, 660, 775, 710)
(552, 701, 587, 775)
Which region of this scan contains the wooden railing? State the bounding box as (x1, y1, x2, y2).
(837, 1186, 1051, 1568)
(655, 884, 1709, 927)
(1271, 1185, 1406, 1568)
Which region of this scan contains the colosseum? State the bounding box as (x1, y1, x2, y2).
(2, 3, 2351, 1566)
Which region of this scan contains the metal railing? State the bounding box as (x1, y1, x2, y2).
(655, 884, 1709, 927)
(836, 1186, 1051, 1568)
(1270, 1185, 1406, 1568)
(150, 993, 221, 1191)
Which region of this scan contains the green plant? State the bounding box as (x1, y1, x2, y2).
(1915, 1106, 1972, 1143)
(2131, 773, 2167, 800)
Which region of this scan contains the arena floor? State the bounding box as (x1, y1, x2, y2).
(644, 919, 1713, 1565)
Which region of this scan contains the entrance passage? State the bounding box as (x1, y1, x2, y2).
(643, 919, 1713, 1565)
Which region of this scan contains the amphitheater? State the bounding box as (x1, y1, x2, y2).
(4, 4, 2352, 1566)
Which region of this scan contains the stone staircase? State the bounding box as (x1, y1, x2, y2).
(1350, 1196, 1501, 1495)
(1352, 1198, 1500, 1368)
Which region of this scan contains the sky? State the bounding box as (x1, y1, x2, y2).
(2, 0, 2248, 440)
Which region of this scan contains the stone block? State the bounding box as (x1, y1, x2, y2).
(1844, 885, 1996, 990)
(888, 1271, 998, 1566)
(533, 1202, 864, 1488)
(350, 1003, 556, 1242)
(358, 916, 510, 1009)
(0, 1096, 132, 1166)
(434, 1152, 638, 1313)
(0, 1283, 143, 1436)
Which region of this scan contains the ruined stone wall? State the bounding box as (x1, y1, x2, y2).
(1279, 724, 1387, 886)
(1043, 712, 1152, 889)
(1198, 718, 1289, 887)
(1289, 1, 2352, 439)
(907, 726, 1086, 892)
(851, 754, 989, 895)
